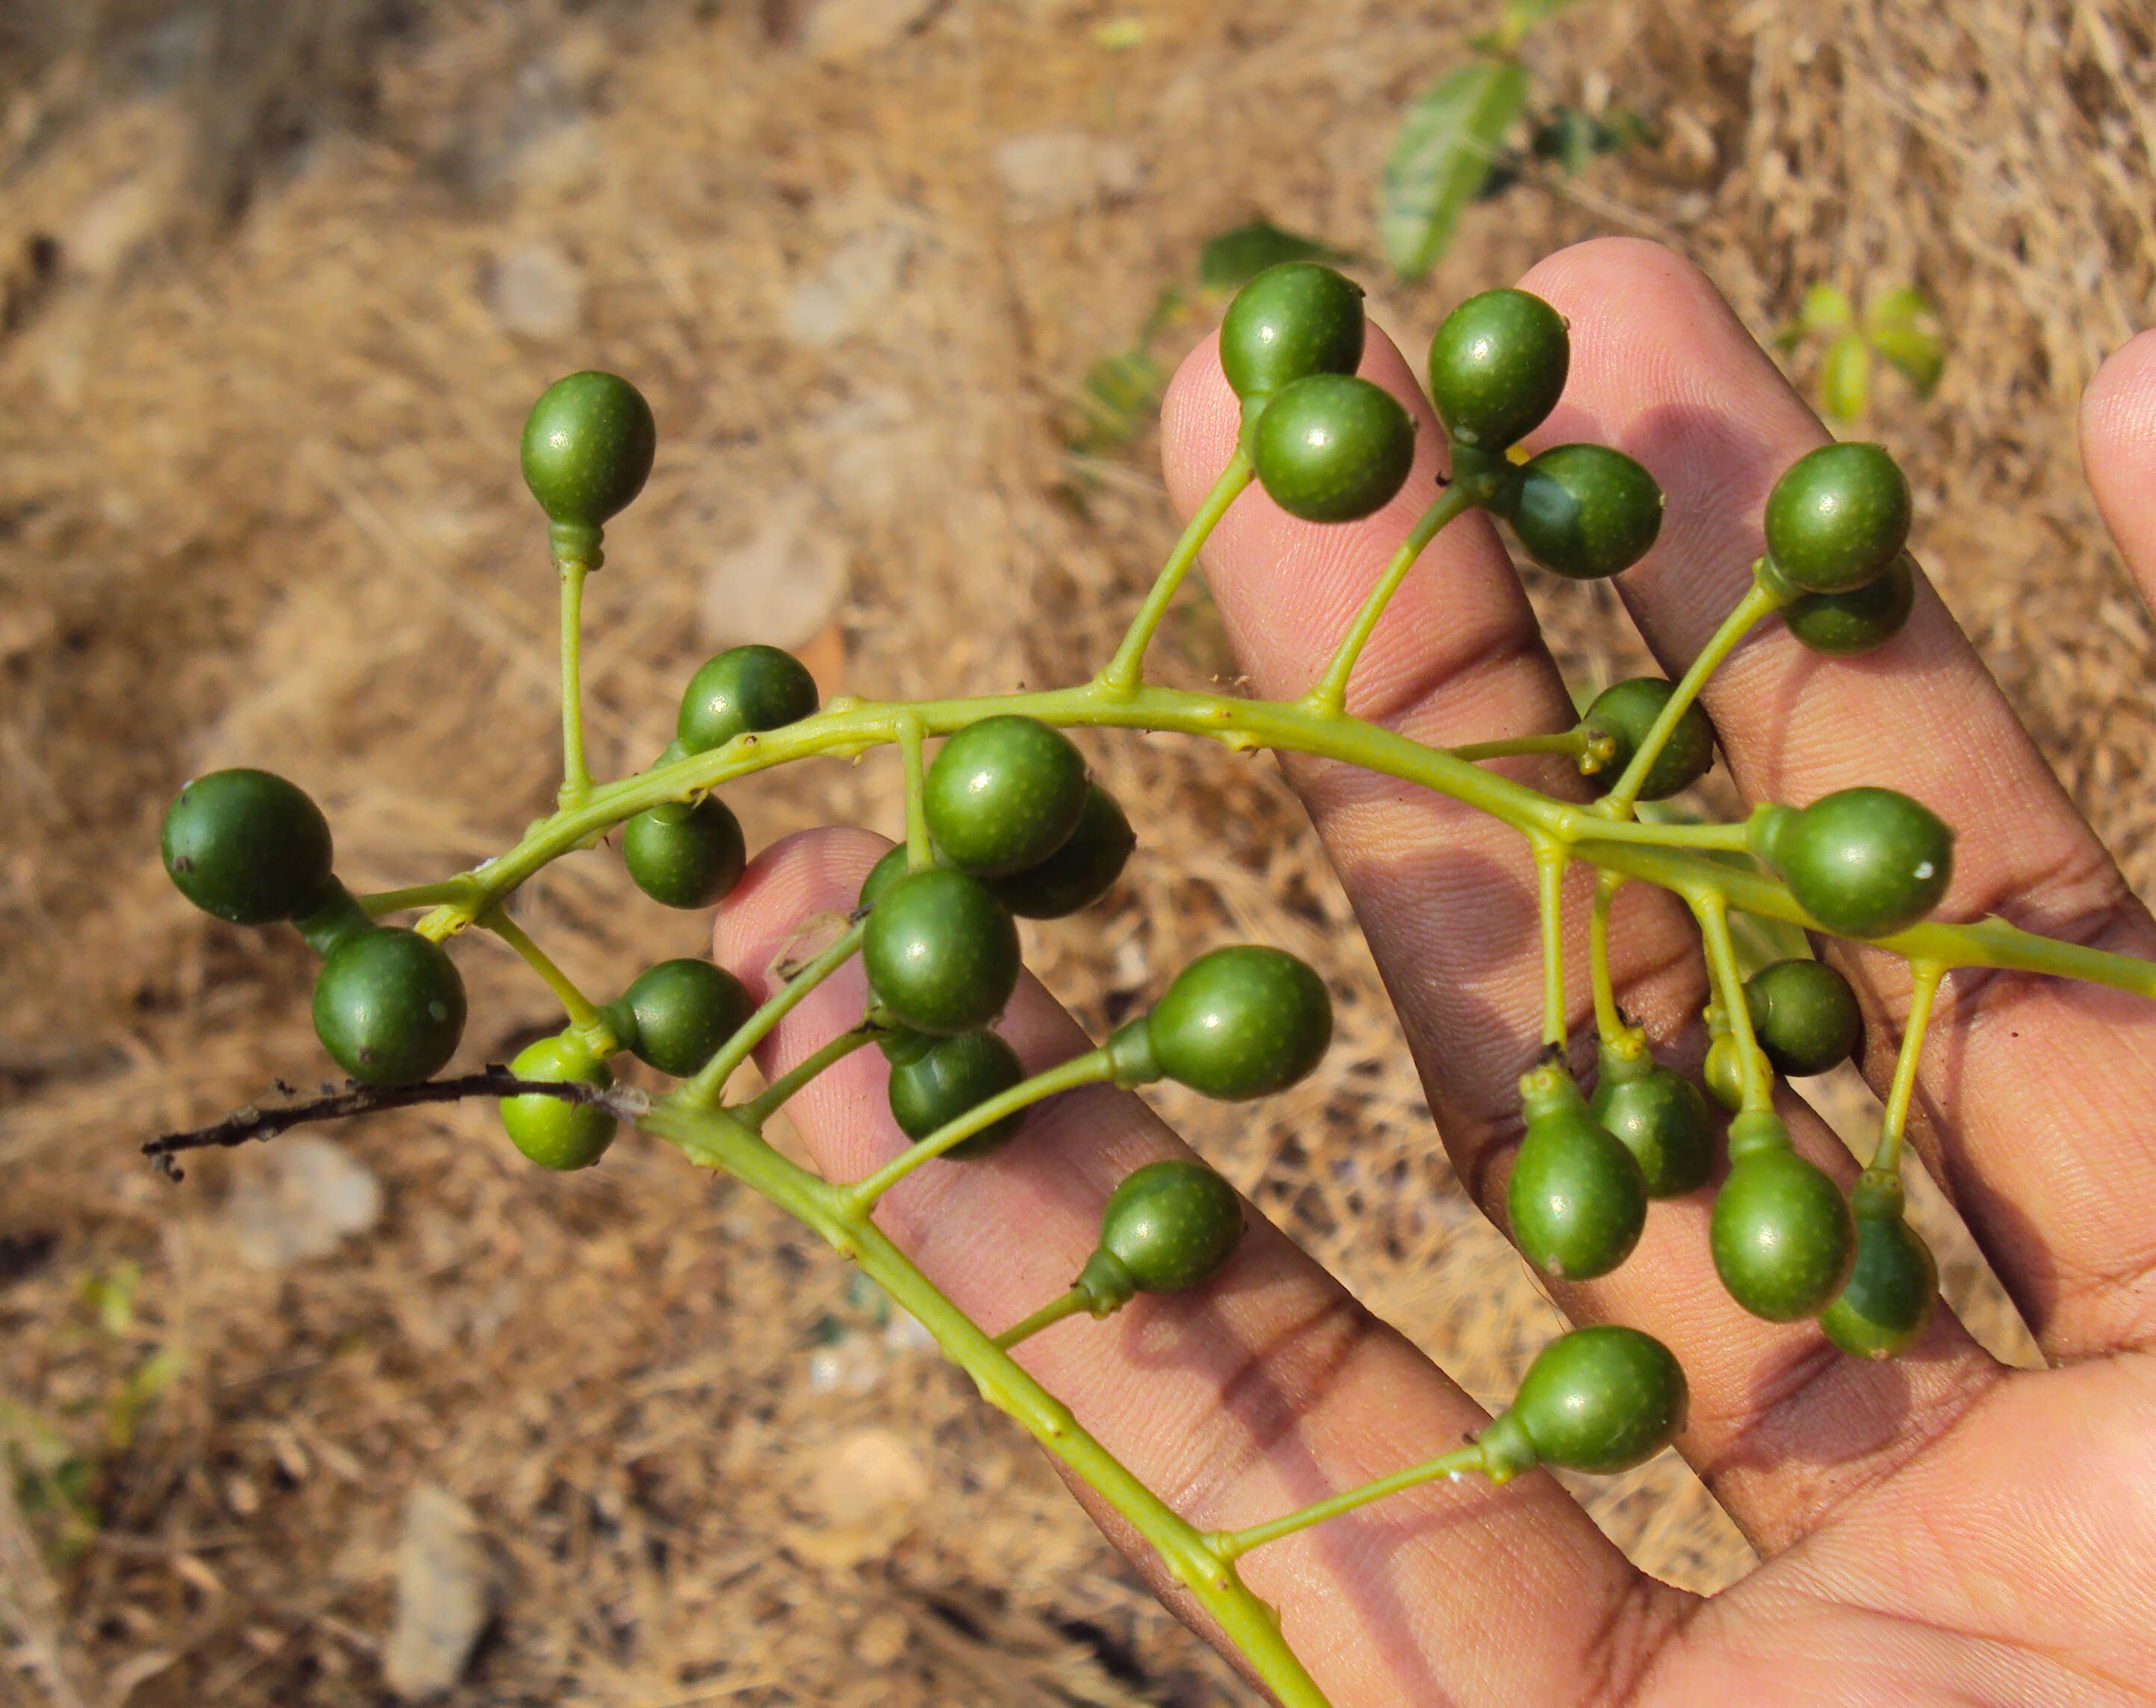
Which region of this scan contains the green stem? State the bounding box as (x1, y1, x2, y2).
(677, 920, 865, 1110)
(899, 713, 930, 868)
(359, 878, 479, 918)
(1304, 483, 1478, 715)
(1871, 961, 1945, 1175)
(1590, 870, 1624, 1043)
(1599, 575, 1788, 818)
(1691, 891, 1771, 1112)
(557, 557, 594, 810)
(738, 1027, 876, 1130)
(1206, 1441, 1493, 1564)
(479, 906, 603, 1033)
(1450, 730, 1589, 764)
(1097, 450, 1254, 695)
(992, 1286, 1091, 1351)
(843, 1048, 1115, 1213)
(1531, 838, 1570, 1049)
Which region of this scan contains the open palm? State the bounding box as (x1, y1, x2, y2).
(707, 240, 2156, 1707)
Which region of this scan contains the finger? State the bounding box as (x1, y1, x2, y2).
(1159, 329, 2004, 1557)
(1520, 238, 2156, 1359)
(2081, 327, 2156, 613)
(712, 828, 1682, 1707)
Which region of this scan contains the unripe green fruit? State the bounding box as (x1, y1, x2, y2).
(1821, 1211, 1938, 1358)
(1095, 1159, 1245, 1294)
(1499, 444, 1663, 581)
(861, 867, 1021, 1036)
(613, 958, 755, 1077)
(886, 1029, 1028, 1159)
(1425, 288, 1570, 451)
(312, 926, 466, 1086)
(1590, 1041, 1713, 1198)
(1762, 441, 1912, 593)
(501, 1034, 616, 1170)
(1144, 946, 1331, 1101)
(924, 715, 1091, 878)
(520, 371, 657, 532)
(858, 844, 915, 913)
(622, 796, 747, 910)
(1576, 678, 1717, 801)
(1508, 1063, 1646, 1281)
(1500, 1325, 1688, 1474)
(1251, 374, 1416, 523)
(1710, 1145, 1856, 1322)
(986, 784, 1135, 919)
(1702, 1033, 1766, 1114)
(161, 768, 335, 925)
(1744, 958, 1862, 1077)
(1753, 788, 1954, 938)
(1784, 550, 1916, 656)
(677, 645, 820, 755)
(1218, 263, 1366, 400)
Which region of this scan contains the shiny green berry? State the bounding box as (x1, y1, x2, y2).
(677, 645, 820, 755)
(1762, 442, 1912, 593)
(1821, 1205, 1938, 1359)
(312, 926, 466, 1086)
(886, 1029, 1028, 1160)
(1783, 551, 1916, 657)
(858, 844, 916, 913)
(1218, 263, 1366, 400)
(1094, 1159, 1245, 1294)
(1425, 288, 1570, 451)
(1251, 374, 1416, 523)
(1144, 946, 1331, 1101)
(501, 1034, 616, 1170)
(520, 371, 657, 532)
(924, 716, 1091, 878)
(1752, 788, 1954, 938)
(1508, 1062, 1646, 1281)
(1498, 444, 1663, 580)
(1576, 678, 1717, 800)
(1710, 1139, 1856, 1322)
(1744, 958, 1862, 1078)
(1490, 1325, 1688, 1476)
(1590, 1039, 1713, 1199)
(622, 796, 747, 910)
(986, 784, 1135, 919)
(607, 959, 755, 1077)
(161, 769, 335, 925)
(861, 867, 1021, 1036)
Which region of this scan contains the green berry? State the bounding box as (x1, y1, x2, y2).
(886, 1030, 1028, 1159)
(1753, 788, 1954, 938)
(1144, 946, 1331, 1101)
(924, 715, 1091, 878)
(1590, 1040, 1712, 1198)
(985, 784, 1135, 919)
(1710, 1144, 1856, 1322)
(1821, 1208, 1938, 1359)
(501, 1034, 616, 1170)
(1762, 442, 1912, 593)
(1702, 1033, 1760, 1114)
(520, 371, 657, 532)
(1498, 445, 1663, 580)
(1783, 550, 1916, 657)
(1425, 288, 1570, 451)
(1095, 1160, 1245, 1294)
(1744, 959, 1862, 1078)
(677, 645, 820, 755)
(861, 867, 1021, 1036)
(161, 769, 334, 925)
(1508, 1063, 1647, 1281)
(622, 796, 747, 910)
(612, 959, 755, 1077)
(1218, 262, 1366, 400)
(1497, 1325, 1688, 1475)
(1251, 374, 1416, 523)
(1576, 678, 1716, 801)
(312, 926, 466, 1086)
(858, 844, 917, 913)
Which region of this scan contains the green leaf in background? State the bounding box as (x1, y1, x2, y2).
(1196, 220, 1356, 291)
(1379, 57, 1530, 281)
(1484, 0, 1591, 52)
(1820, 329, 1873, 423)
(1865, 285, 1945, 396)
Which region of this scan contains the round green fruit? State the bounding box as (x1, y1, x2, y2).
(1762, 442, 1912, 593)
(1218, 263, 1366, 400)
(677, 645, 820, 755)
(886, 1029, 1028, 1159)
(611, 958, 755, 1077)
(501, 1034, 616, 1170)
(858, 844, 916, 913)
(1753, 788, 1954, 938)
(1096, 1159, 1245, 1294)
(622, 796, 747, 910)
(1784, 551, 1916, 656)
(1590, 1042, 1713, 1199)
(520, 371, 657, 532)
(1710, 1146, 1856, 1322)
(312, 926, 466, 1086)
(161, 768, 334, 925)
(1508, 1065, 1646, 1281)
(924, 716, 1091, 878)
(1251, 374, 1416, 523)
(986, 784, 1135, 919)
(861, 867, 1021, 1036)
(1502, 1325, 1688, 1475)
(1499, 444, 1663, 580)
(1820, 1210, 1939, 1359)
(1425, 288, 1570, 451)
(1576, 677, 1717, 800)
(1744, 958, 1862, 1078)
(1144, 946, 1331, 1101)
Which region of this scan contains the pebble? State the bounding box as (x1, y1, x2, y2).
(783, 220, 914, 348)
(992, 130, 1144, 220)
(382, 1487, 492, 1701)
(698, 488, 848, 652)
(226, 1136, 383, 1271)
(484, 239, 584, 339)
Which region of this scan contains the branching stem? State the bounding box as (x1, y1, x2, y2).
(1097, 450, 1254, 694)
(899, 713, 931, 867)
(1691, 890, 1771, 1111)
(737, 1027, 876, 1130)
(1305, 483, 1478, 715)
(993, 1286, 1091, 1351)
(1872, 961, 1945, 1174)
(676, 920, 865, 1110)
(479, 906, 604, 1033)
(557, 557, 595, 809)
(1532, 838, 1571, 1050)
(1206, 1441, 1493, 1564)
(1590, 871, 1625, 1042)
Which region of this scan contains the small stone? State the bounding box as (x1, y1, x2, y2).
(226, 1137, 383, 1271)
(698, 489, 848, 652)
(484, 240, 584, 339)
(787, 1428, 929, 1569)
(992, 130, 1144, 220)
(783, 221, 914, 348)
(382, 1487, 491, 1701)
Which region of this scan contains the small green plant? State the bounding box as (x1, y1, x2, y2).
(1777, 282, 1947, 423)
(144, 261, 2155, 1706)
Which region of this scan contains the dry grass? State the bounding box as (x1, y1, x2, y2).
(1, 1, 2151, 1703)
